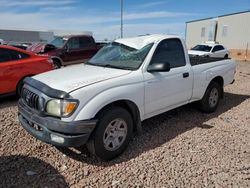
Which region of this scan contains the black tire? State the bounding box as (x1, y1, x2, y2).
(224, 54, 228, 58)
(53, 59, 61, 69)
(199, 81, 222, 113)
(87, 107, 133, 161)
(16, 79, 24, 97)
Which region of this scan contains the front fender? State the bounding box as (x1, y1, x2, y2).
(74, 83, 144, 121)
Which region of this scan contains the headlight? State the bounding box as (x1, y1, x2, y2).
(46, 99, 78, 117)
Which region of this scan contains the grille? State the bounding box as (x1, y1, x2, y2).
(22, 88, 40, 110)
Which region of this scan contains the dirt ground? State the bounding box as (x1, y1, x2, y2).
(0, 61, 249, 188)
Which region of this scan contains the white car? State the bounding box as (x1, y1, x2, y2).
(188, 43, 229, 58)
(0, 39, 4, 45)
(18, 34, 236, 160)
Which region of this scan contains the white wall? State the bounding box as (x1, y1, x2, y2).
(186, 11, 250, 50)
(39, 31, 54, 43)
(51, 30, 92, 36)
(186, 19, 212, 49)
(217, 12, 250, 49)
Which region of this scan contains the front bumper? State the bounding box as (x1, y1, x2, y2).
(18, 99, 97, 147)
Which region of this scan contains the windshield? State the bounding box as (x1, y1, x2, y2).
(87, 42, 154, 70)
(191, 45, 212, 52)
(49, 37, 68, 48)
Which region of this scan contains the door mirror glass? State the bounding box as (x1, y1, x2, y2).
(148, 62, 171, 72)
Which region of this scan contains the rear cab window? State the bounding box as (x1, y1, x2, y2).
(79, 37, 94, 48)
(66, 37, 94, 50)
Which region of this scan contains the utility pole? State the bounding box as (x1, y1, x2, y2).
(120, 0, 123, 38)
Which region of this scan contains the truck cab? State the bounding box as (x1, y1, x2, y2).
(18, 34, 236, 160)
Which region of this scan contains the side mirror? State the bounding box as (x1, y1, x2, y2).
(148, 62, 171, 73)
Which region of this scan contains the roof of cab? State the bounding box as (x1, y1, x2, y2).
(115, 34, 180, 49)
(61, 34, 92, 39)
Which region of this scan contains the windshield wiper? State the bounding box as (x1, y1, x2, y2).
(86, 62, 134, 70)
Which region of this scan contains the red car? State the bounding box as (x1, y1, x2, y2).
(0, 45, 53, 96)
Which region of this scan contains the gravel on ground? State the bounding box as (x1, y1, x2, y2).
(0, 61, 249, 187)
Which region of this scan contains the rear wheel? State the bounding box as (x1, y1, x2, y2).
(87, 107, 133, 161)
(199, 81, 222, 113)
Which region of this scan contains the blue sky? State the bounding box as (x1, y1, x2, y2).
(0, 0, 249, 40)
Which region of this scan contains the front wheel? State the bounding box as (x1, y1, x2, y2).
(52, 60, 61, 69)
(199, 81, 222, 113)
(87, 107, 133, 160)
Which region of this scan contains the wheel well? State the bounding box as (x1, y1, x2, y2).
(16, 75, 34, 95)
(210, 76, 224, 98)
(211, 76, 224, 87)
(95, 100, 141, 133)
(52, 57, 62, 65)
(16, 75, 34, 89)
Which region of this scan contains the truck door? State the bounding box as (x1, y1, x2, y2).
(79, 37, 98, 63)
(143, 38, 193, 116)
(63, 37, 82, 65)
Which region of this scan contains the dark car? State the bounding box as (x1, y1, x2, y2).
(27, 35, 104, 69)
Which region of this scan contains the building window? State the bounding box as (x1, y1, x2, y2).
(201, 27, 206, 37)
(222, 25, 228, 37)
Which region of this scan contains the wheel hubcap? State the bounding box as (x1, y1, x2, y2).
(103, 118, 128, 151)
(209, 88, 219, 108)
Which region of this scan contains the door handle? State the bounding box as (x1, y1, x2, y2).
(183, 72, 189, 78)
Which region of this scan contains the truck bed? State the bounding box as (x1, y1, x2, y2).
(190, 56, 229, 66)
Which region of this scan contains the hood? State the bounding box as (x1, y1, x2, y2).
(27, 43, 57, 54)
(188, 50, 210, 56)
(33, 64, 132, 93)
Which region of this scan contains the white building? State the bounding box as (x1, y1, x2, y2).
(0, 29, 54, 44)
(0, 29, 93, 44)
(186, 11, 250, 60)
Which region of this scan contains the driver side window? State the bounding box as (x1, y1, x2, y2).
(150, 39, 186, 68)
(67, 38, 80, 49)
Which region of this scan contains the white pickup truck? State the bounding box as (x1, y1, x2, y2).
(18, 34, 236, 160)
